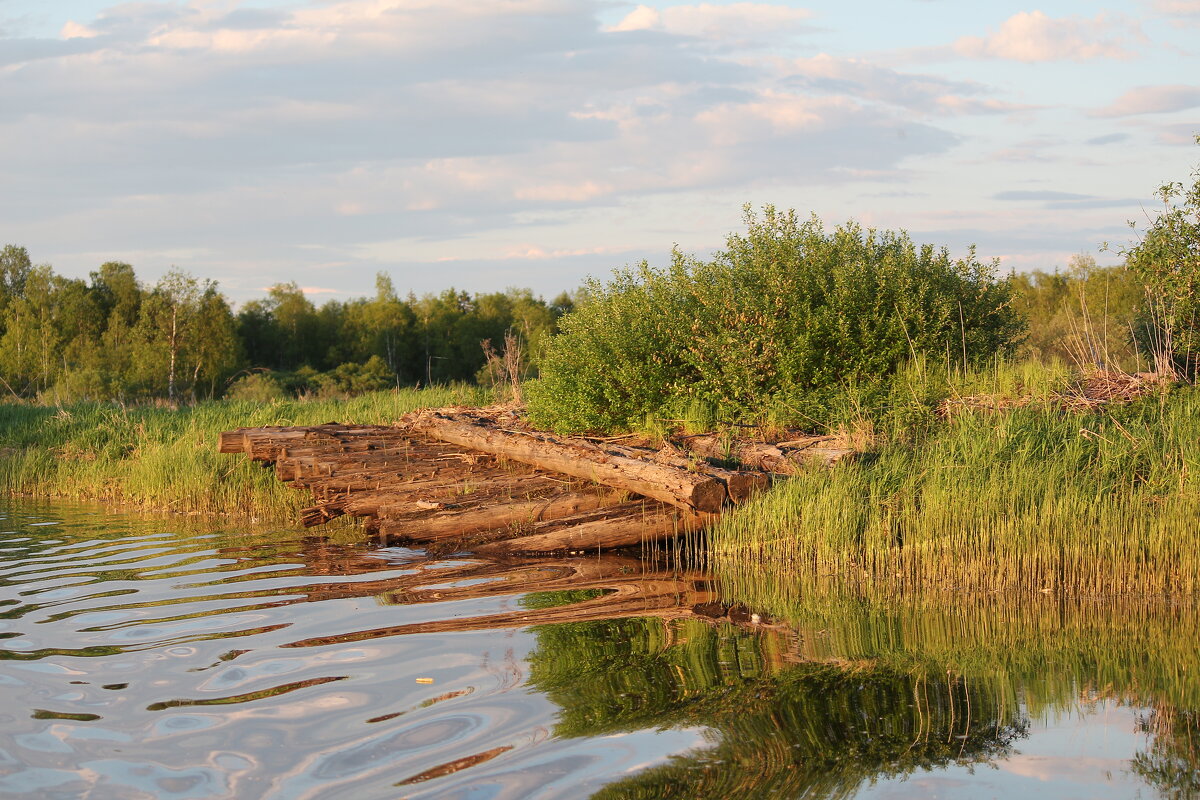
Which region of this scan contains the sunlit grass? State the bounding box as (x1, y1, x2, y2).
(709, 380, 1200, 596)
(0, 385, 488, 521)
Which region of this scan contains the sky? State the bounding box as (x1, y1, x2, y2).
(0, 0, 1197, 304)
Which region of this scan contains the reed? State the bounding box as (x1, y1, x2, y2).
(0, 385, 488, 520)
(708, 379, 1200, 596)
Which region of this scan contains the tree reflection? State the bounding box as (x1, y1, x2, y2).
(1132, 705, 1200, 800)
(527, 617, 1027, 799)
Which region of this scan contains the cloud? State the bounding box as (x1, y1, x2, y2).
(1149, 0, 1200, 18)
(994, 190, 1093, 202)
(993, 189, 1146, 211)
(954, 11, 1140, 62)
(1092, 85, 1200, 116)
(607, 2, 815, 44)
(780, 54, 1036, 116)
(60, 20, 98, 39)
(1086, 133, 1131, 145)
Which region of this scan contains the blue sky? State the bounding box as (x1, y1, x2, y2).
(1, 0, 1197, 303)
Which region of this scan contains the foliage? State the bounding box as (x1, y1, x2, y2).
(0, 251, 566, 404)
(1120, 137, 1200, 373)
(527, 207, 1023, 433)
(225, 372, 287, 403)
(0, 385, 489, 519)
(1010, 254, 1145, 370)
(708, 369, 1198, 596)
(527, 616, 1025, 800)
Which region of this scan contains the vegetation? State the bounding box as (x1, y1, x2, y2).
(705, 359, 1198, 595)
(0, 385, 487, 519)
(527, 207, 1022, 433)
(522, 593, 1200, 799)
(1009, 254, 1145, 369)
(0, 249, 567, 404)
(1120, 137, 1200, 373)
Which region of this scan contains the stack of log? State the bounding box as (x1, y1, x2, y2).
(217, 407, 854, 555)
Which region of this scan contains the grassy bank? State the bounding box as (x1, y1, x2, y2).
(0, 385, 488, 521)
(708, 375, 1200, 595)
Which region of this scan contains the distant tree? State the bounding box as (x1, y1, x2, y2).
(0, 267, 98, 396)
(1121, 136, 1200, 374)
(0, 245, 32, 313)
(267, 282, 320, 370)
(187, 286, 242, 399)
(362, 273, 416, 383)
(89, 262, 144, 399)
(1010, 254, 1144, 369)
(132, 269, 237, 402)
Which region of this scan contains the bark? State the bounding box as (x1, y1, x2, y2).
(375, 490, 622, 543)
(475, 503, 714, 555)
(677, 434, 855, 473)
(405, 411, 727, 512)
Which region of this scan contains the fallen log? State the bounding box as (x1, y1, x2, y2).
(405, 411, 727, 513)
(375, 490, 623, 543)
(475, 503, 713, 555)
(677, 434, 854, 473)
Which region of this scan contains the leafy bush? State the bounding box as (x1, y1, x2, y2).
(1121, 138, 1200, 374)
(225, 372, 286, 403)
(527, 207, 1023, 433)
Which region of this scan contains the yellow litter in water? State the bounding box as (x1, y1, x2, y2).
(416, 677, 434, 684)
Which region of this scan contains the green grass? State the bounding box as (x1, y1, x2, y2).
(0, 385, 489, 521)
(708, 380, 1200, 596)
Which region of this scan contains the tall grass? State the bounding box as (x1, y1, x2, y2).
(708, 371, 1200, 596)
(0, 385, 488, 520)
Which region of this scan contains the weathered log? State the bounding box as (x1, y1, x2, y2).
(475, 503, 713, 555)
(608, 441, 769, 504)
(677, 434, 855, 473)
(375, 490, 623, 542)
(405, 412, 727, 512)
(300, 503, 346, 528)
(217, 430, 248, 454)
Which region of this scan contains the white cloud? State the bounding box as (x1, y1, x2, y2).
(608, 2, 814, 43)
(60, 20, 98, 40)
(954, 11, 1140, 62)
(778, 53, 1037, 116)
(1150, 0, 1200, 17)
(1092, 84, 1200, 116)
(8, 0, 1141, 302)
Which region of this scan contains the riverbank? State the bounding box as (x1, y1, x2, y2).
(0, 386, 488, 520)
(709, 381, 1200, 595)
(3, 369, 1198, 596)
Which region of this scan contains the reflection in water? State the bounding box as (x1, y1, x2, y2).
(0, 501, 1196, 798)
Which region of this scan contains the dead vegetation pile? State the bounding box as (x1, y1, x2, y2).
(939, 370, 1170, 417)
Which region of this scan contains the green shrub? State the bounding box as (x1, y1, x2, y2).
(527, 206, 1023, 433)
(225, 372, 287, 403)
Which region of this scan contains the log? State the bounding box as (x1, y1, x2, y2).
(405, 412, 727, 513)
(375, 490, 623, 542)
(612, 441, 769, 504)
(677, 434, 855, 473)
(475, 504, 713, 555)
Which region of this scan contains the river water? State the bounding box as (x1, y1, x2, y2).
(1, 501, 1197, 799)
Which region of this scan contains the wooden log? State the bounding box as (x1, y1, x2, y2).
(475, 503, 713, 555)
(376, 490, 623, 542)
(608, 441, 769, 504)
(406, 412, 727, 512)
(677, 434, 855, 473)
(217, 430, 248, 454)
(300, 503, 346, 528)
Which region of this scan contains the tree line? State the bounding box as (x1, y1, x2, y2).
(0, 244, 571, 404)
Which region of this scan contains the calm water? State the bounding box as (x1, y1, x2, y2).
(0, 502, 1197, 799)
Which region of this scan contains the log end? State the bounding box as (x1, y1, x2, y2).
(217, 430, 248, 454)
(690, 478, 728, 513)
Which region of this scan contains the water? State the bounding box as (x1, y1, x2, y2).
(0, 502, 1197, 799)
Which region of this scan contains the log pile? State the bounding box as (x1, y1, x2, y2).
(217, 407, 855, 555)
